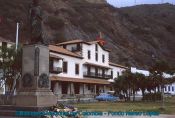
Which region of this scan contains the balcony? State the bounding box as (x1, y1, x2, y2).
(83, 72, 112, 79)
(50, 67, 62, 74)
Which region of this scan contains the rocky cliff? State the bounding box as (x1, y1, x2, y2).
(0, 0, 175, 68)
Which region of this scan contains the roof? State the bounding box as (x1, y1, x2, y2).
(84, 62, 111, 69)
(0, 37, 14, 44)
(88, 40, 111, 52)
(56, 39, 90, 46)
(88, 40, 99, 44)
(49, 45, 83, 59)
(56, 39, 110, 52)
(50, 76, 110, 85)
(109, 62, 128, 69)
(50, 54, 63, 59)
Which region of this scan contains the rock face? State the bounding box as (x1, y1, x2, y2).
(85, 0, 107, 4)
(0, 0, 175, 68)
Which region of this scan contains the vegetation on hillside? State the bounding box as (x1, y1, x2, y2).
(0, 0, 175, 68)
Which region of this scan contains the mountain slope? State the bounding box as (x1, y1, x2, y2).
(0, 0, 175, 68)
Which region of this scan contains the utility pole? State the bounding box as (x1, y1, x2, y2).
(15, 22, 19, 51)
(12, 22, 20, 95)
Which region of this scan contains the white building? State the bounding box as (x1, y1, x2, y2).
(49, 40, 127, 98)
(131, 67, 175, 95)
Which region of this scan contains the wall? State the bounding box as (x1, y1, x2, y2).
(109, 65, 126, 79)
(50, 52, 83, 78)
(82, 43, 109, 66)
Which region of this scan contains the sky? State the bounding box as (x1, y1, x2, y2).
(107, 0, 175, 7)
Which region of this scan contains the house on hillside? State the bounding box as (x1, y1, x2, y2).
(49, 40, 127, 98)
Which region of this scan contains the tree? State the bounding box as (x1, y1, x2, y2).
(114, 69, 138, 101)
(114, 74, 130, 101)
(0, 44, 22, 94)
(149, 59, 170, 108)
(134, 73, 147, 99)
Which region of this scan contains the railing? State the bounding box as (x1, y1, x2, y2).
(83, 72, 112, 79)
(50, 67, 62, 74)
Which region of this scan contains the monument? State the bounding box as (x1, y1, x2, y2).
(15, 0, 57, 108)
(15, 45, 57, 107)
(0, 0, 57, 116)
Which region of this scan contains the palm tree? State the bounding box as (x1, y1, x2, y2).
(114, 75, 128, 101)
(150, 59, 170, 109)
(135, 73, 147, 99)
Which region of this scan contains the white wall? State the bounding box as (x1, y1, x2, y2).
(164, 84, 175, 95)
(82, 43, 109, 66)
(50, 52, 83, 78)
(65, 44, 78, 51)
(131, 67, 150, 76)
(109, 65, 126, 79)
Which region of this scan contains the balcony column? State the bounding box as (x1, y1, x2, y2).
(70, 83, 74, 95)
(94, 85, 96, 94)
(53, 82, 59, 95)
(103, 85, 106, 93)
(83, 84, 85, 95)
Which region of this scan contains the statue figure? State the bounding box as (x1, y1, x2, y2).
(29, 0, 46, 45)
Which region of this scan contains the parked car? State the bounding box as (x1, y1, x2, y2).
(95, 93, 119, 101)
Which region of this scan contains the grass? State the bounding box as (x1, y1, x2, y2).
(73, 97, 175, 115)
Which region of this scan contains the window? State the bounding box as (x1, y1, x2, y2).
(172, 86, 174, 92)
(168, 86, 170, 91)
(95, 67, 98, 76)
(49, 58, 54, 71)
(63, 61, 68, 73)
(75, 64, 79, 75)
(102, 54, 105, 63)
(88, 50, 91, 59)
(165, 86, 167, 91)
(111, 71, 113, 78)
(102, 69, 105, 77)
(95, 44, 98, 51)
(95, 53, 98, 61)
(117, 72, 120, 77)
(88, 84, 91, 90)
(77, 44, 81, 50)
(63, 45, 66, 49)
(87, 66, 91, 74)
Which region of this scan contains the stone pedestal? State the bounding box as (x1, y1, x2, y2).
(15, 44, 57, 107)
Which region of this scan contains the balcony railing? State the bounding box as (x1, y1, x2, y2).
(83, 72, 112, 79)
(50, 67, 62, 74)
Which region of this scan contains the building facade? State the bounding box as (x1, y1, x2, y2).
(49, 40, 127, 98)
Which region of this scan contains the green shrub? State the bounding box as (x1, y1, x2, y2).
(143, 92, 161, 101)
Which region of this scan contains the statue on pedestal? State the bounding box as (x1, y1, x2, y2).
(29, 0, 47, 45)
